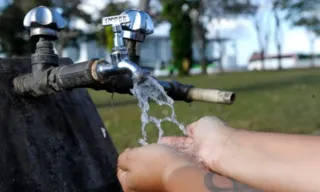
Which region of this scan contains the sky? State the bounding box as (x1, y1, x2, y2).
(1, 0, 319, 66)
(82, 0, 320, 66)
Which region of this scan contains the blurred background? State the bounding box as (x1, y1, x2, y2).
(1, 0, 320, 151)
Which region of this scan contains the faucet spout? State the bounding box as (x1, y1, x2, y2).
(95, 59, 149, 84)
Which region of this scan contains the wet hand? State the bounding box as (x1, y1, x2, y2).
(160, 116, 235, 172)
(117, 144, 196, 192)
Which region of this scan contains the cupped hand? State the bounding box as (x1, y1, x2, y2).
(117, 144, 196, 192)
(160, 116, 235, 172)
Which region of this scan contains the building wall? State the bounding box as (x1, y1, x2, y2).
(62, 41, 106, 63)
(139, 37, 172, 67)
(248, 57, 320, 71)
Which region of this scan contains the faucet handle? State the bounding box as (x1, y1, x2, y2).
(102, 14, 131, 48)
(120, 10, 154, 42)
(23, 6, 67, 40)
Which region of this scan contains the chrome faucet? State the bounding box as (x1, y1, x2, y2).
(120, 9, 154, 64)
(13, 6, 235, 105)
(95, 12, 152, 84)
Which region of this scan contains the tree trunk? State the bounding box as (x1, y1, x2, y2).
(57, 43, 64, 57)
(57, 30, 80, 57)
(310, 35, 316, 67)
(277, 43, 282, 70)
(254, 17, 265, 70)
(0, 58, 122, 192)
(216, 25, 224, 73)
(261, 49, 265, 70)
(194, 25, 207, 74)
(196, 2, 207, 74)
(133, 0, 150, 64)
(138, 0, 150, 10)
(274, 9, 282, 70)
(263, 28, 270, 70)
(217, 41, 224, 73)
(199, 24, 207, 74)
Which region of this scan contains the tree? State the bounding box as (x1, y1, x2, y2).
(155, 0, 261, 73)
(0, 0, 94, 57)
(272, 0, 285, 70)
(53, 0, 93, 57)
(161, 0, 193, 76)
(0, 0, 52, 56)
(214, 0, 261, 71)
(188, 0, 208, 74)
(286, 0, 320, 67)
(135, 0, 151, 61)
(96, 1, 131, 52)
(190, 0, 261, 73)
(254, 8, 272, 71)
(0, 4, 29, 56)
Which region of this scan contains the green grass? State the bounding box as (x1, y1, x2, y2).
(89, 68, 320, 152)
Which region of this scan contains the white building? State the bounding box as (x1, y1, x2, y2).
(247, 53, 320, 71)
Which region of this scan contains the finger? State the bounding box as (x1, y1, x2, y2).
(118, 148, 134, 171)
(117, 168, 127, 189)
(117, 169, 134, 192)
(186, 121, 198, 137)
(159, 136, 186, 146)
(160, 136, 194, 155)
(118, 168, 139, 192)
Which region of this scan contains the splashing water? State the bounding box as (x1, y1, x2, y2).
(130, 76, 187, 145)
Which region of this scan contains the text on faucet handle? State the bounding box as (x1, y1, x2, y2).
(102, 14, 130, 26)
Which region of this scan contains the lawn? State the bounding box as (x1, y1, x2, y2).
(89, 68, 320, 152)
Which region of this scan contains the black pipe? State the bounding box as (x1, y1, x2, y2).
(158, 80, 194, 103)
(13, 59, 99, 96)
(49, 59, 98, 90)
(13, 58, 194, 102)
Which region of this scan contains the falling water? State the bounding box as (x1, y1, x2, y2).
(130, 75, 187, 145)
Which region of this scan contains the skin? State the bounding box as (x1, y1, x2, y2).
(117, 116, 320, 192)
(117, 116, 260, 192)
(117, 144, 258, 192)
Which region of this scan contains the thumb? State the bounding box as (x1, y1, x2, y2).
(186, 121, 198, 137)
(117, 168, 130, 192)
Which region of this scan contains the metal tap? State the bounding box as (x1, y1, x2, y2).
(23, 6, 66, 40)
(120, 9, 154, 64)
(13, 6, 236, 105)
(120, 10, 154, 42)
(99, 13, 150, 84)
(23, 6, 66, 73)
(13, 6, 70, 96)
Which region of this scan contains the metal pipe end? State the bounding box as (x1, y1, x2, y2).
(132, 69, 150, 84)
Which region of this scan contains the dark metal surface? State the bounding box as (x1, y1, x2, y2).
(0, 58, 122, 192)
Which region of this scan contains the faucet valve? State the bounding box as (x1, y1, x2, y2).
(120, 10, 154, 42)
(24, 6, 66, 40)
(23, 6, 67, 72)
(102, 14, 130, 48)
(120, 10, 154, 64)
(102, 14, 131, 65)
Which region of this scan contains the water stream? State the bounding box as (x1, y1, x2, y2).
(130, 75, 187, 145)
